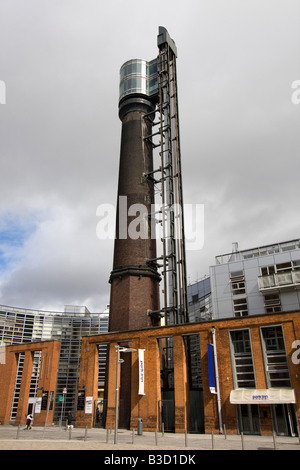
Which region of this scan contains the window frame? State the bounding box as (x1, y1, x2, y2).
(229, 328, 256, 389)
(260, 325, 291, 388)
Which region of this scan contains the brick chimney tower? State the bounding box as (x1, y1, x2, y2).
(108, 59, 160, 332)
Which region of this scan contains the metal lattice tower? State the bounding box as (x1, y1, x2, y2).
(146, 27, 189, 325)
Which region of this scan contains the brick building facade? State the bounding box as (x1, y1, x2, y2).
(0, 340, 60, 426)
(76, 311, 300, 435)
(0, 312, 299, 435)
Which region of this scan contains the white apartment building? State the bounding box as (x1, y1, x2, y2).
(210, 239, 300, 319)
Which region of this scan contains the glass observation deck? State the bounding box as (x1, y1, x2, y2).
(119, 58, 158, 102)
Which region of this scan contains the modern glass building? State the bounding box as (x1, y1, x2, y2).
(119, 58, 158, 103)
(187, 277, 212, 322)
(0, 304, 109, 423)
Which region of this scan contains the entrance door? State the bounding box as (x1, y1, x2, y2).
(159, 399, 175, 432)
(237, 404, 261, 435)
(27, 398, 36, 417)
(272, 404, 297, 436)
(27, 403, 34, 415)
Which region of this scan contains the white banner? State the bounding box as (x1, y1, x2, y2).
(85, 396, 93, 414)
(0, 341, 5, 364)
(35, 397, 42, 414)
(138, 349, 145, 396)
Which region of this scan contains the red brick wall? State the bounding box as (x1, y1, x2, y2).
(108, 104, 161, 333)
(77, 311, 300, 434)
(109, 274, 160, 331)
(0, 341, 60, 426)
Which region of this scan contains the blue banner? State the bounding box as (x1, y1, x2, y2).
(207, 343, 216, 394)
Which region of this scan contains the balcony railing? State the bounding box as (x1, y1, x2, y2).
(258, 271, 300, 291)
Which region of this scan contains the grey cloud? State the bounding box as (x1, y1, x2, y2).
(0, 0, 299, 310)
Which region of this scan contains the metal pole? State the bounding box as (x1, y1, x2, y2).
(211, 328, 223, 433)
(42, 392, 52, 438)
(114, 346, 120, 445)
(273, 431, 277, 450)
(61, 389, 67, 430)
(60, 399, 63, 429)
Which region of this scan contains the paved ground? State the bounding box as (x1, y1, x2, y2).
(0, 425, 299, 451)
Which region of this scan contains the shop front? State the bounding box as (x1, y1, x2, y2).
(230, 388, 298, 436)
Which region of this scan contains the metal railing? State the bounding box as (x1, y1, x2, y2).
(258, 271, 300, 291)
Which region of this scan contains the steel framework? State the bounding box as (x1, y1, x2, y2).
(145, 27, 188, 325)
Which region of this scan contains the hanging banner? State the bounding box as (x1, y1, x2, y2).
(85, 396, 93, 414)
(207, 343, 217, 394)
(138, 349, 146, 395)
(35, 397, 42, 414)
(0, 341, 6, 364)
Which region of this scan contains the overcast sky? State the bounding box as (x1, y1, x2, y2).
(0, 0, 299, 312)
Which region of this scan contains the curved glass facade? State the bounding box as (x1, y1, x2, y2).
(0, 304, 109, 423)
(119, 58, 158, 102)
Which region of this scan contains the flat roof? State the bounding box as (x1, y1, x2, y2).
(215, 238, 300, 265)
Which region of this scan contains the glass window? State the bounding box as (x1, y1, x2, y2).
(233, 298, 248, 317)
(231, 281, 246, 295)
(293, 260, 300, 270)
(149, 77, 158, 95)
(264, 294, 281, 313)
(230, 329, 256, 388)
(261, 266, 275, 276)
(276, 262, 292, 273)
(148, 59, 158, 76)
(230, 271, 246, 295)
(230, 270, 244, 279)
(119, 59, 158, 101)
(261, 326, 291, 388)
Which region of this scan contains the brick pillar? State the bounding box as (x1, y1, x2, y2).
(0, 350, 18, 424)
(173, 335, 188, 433)
(130, 336, 161, 431)
(217, 329, 236, 433)
(289, 315, 300, 432)
(105, 342, 118, 429)
(76, 340, 98, 428)
(34, 341, 60, 426)
(15, 351, 33, 425)
(199, 329, 218, 433)
(251, 327, 267, 389)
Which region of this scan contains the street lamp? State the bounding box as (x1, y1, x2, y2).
(114, 345, 136, 444)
